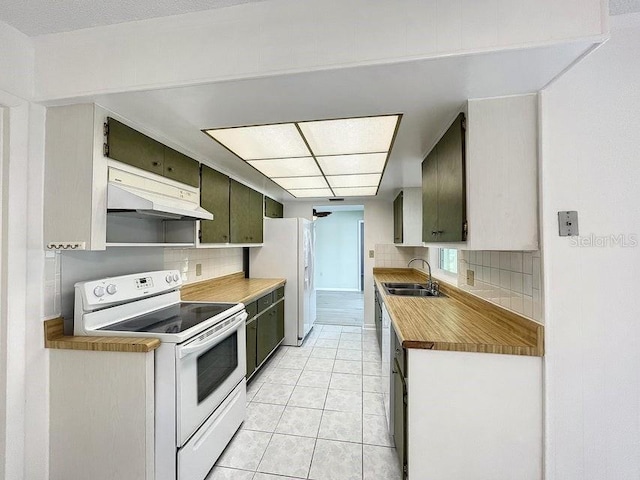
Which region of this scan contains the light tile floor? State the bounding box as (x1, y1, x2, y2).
(209, 324, 401, 480)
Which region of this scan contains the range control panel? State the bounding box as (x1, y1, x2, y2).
(76, 270, 182, 310)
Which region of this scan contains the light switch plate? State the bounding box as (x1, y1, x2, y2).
(558, 211, 579, 236)
(369, 250, 375, 258)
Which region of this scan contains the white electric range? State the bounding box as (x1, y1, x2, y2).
(74, 270, 247, 480)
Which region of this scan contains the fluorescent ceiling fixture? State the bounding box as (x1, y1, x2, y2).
(205, 123, 310, 160)
(288, 188, 333, 198)
(247, 157, 321, 177)
(326, 174, 381, 188)
(203, 114, 401, 198)
(298, 115, 399, 156)
(332, 186, 379, 197)
(272, 176, 328, 190)
(317, 153, 388, 175)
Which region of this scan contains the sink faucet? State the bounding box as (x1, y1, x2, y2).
(407, 257, 440, 295)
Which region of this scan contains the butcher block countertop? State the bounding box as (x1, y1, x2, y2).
(374, 268, 544, 356)
(181, 272, 286, 304)
(44, 317, 160, 352)
(43, 272, 284, 353)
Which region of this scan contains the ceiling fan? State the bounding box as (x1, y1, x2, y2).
(312, 208, 332, 218)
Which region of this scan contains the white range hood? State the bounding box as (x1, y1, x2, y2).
(107, 165, 213, 221)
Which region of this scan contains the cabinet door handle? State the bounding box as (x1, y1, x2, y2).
(152, 161, 160, 166)
(167, 167, 173, 172)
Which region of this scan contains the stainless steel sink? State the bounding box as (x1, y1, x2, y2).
(382, 283, 445, 297)
(382, 282, 429, 290)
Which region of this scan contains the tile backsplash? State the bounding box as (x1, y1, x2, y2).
(374, 244, 429, 268)
(163, 247, 244, 284)
(458, 250, 543, 322)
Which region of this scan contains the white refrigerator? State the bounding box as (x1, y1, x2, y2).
(250, 218, 316, 346)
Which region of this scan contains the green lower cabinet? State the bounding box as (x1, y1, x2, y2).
(393, 357, 407, 477)
(276, 300, 285, 342)
(246, 318, 257, 378)
(256, 304, 279, 366)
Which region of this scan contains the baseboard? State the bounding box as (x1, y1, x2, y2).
(315, 288, 363, 292)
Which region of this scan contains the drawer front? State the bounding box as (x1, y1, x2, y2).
(245, 301, 258, 320)
(274, 286, 285, 301)
(257, 292, 273, 312)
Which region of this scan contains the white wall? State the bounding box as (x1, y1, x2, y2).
(0, 21, 34, 100)
(541, 13, 640, 480)
(32, 0, 607, 101)
(285, 199, 392, 327)
(314, 210, 364, 290)
(0, 19, 48, 480)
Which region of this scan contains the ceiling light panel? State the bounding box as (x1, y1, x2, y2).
(288, 188, 334, 198)
(205, 123, 310, 160)
(326, 174, 381, 188)
(247, 157, 321, 177)
(298, 115, 399, 156)
(316, 153, 388, 175)
(272, 176, 328, 190)
(332, 186, 379, 197)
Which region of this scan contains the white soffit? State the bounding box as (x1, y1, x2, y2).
(204, 115, 401, 198)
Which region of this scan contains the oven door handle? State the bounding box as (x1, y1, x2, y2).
(177, 312, 247, 359)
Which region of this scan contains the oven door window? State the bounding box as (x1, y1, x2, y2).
(197, 332, 238, 404)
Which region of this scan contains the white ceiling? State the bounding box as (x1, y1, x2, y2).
(4, 2, 600, 202)
(80, 40, 592, 202)
(0, 0, 271, 36)
(2, 0, 635, 37)
(610, 0, 640, 15)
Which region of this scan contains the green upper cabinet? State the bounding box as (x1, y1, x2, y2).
(230, 179, 251, 243)
(200, 165, 230, 243)
(422, 149, 439, 242)
(164, 147, 200, 187)
(106, 117, 164, 176)
(265, 197, 284, 218)
(422, 113, 466, 243)
(249, 189, 264, 243)
(393, 192, 403, 244)
(106, 117, 199, 188)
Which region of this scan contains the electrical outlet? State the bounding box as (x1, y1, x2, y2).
(558, 211, 579, 236)
(466, 269, 475, 286)
(369, 250, 375, 258)
(196, 263, 202, 276)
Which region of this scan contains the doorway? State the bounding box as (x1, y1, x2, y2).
(313, 205, 364, 327)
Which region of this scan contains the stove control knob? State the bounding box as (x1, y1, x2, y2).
(173, 273, 180, 282)
(166, 274, 173, 283)
(93, 286, 105, 298)
(106, 284, 117, 295)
